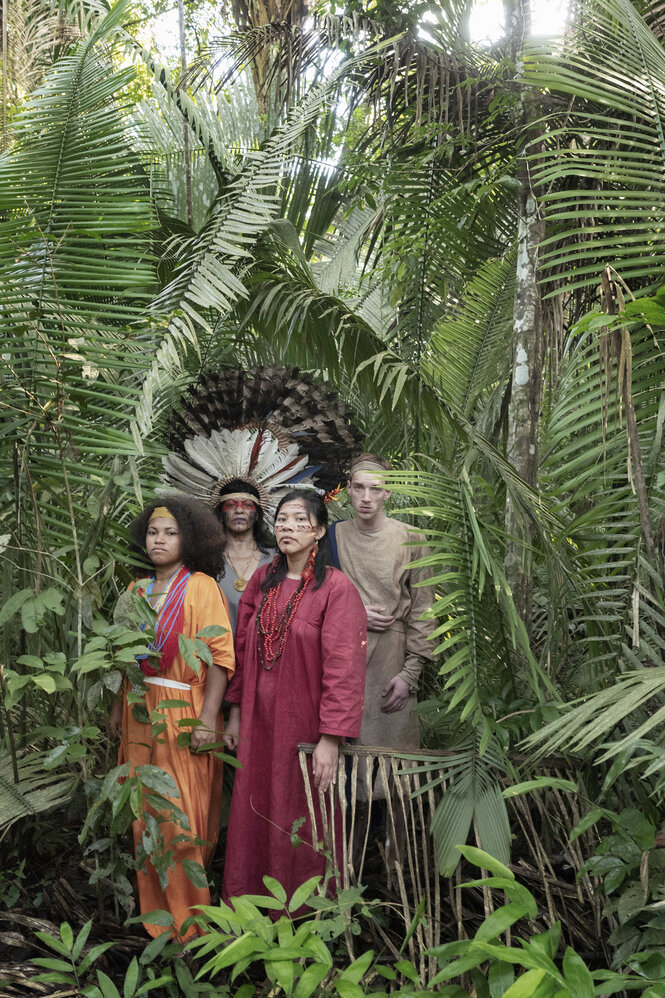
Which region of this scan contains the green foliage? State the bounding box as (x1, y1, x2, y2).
(180, 851, 653, 996)
(525, 0, 665, 291)
(28, 916, 182, 996)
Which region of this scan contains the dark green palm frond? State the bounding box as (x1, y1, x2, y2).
(352, 157, 517, 368)
(428, 735, 512, 875)
(0, 0, 156, 362)
(425, 249, 516, 419)
(313, 204, 382, 294)
(132, 46, 397, 444)
(0, 2, 165, 630)
(132, 40, 244, 188)
(525, 0, 665, 290)
(526, 312, 665, 764)
(387, 469, 555, 717)
(540, 320, 665, 682)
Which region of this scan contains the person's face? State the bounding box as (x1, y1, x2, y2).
(221, 498, 257, 536)
(347, 471, 390, 520)
(274, 499, 324, 559)
(145, 517, 183, 573)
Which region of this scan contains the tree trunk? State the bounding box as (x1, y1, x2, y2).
(231, 0, 309, 118)
(503, 0, 546, 629)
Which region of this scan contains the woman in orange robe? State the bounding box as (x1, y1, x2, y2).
(110, 497, 235, 940)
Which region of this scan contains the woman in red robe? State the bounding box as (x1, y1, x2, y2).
(223, 489, 366, 905)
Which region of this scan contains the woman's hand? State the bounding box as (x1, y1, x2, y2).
(313, 734, 340, 794)
(190, 709, 221, 752)
(108, 699, 122, 739)
(222, 705, 241, 751)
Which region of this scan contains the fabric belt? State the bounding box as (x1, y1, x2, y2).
(145, 676, 191, 691)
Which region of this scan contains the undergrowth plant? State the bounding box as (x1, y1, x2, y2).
(180, 847, 658, 996)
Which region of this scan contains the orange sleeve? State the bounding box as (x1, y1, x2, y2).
(190, 574, 236, 677)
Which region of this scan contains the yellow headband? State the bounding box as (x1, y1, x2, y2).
(149, 506, 176, 522)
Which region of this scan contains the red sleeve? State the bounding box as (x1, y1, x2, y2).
(318, 570, 367, 738)
(225, 566, 266, 703)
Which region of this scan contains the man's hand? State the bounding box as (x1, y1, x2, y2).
(313, 734, 340, 794)
(222, 705, 240, 751)
(365, 604, 395, 631)
(382, 675, 410, 713)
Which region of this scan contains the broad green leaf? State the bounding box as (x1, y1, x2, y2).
(125, 910, 174, 928)
(501, 969, 547, 998)
(213, 934, 267, 969)
(561, 948, 594, 998)
(182, 859, 209, 889)
(263, 876, 287, 903)
(475, 904, 528, 943)
(457, 845, 515, 880)
(33, 675, 57, 694)
(501, 778, 577, 798)
(0, 589, 33, 626)
(489, 960, 515, 997)
(95, 970, 122, 998)
(196, 625, 227, 638)
(334, 981, 364, 998)
(294, 962, 329, 998)
(288, 876, 322, 913)
(31, 957, 75, 973)
(139, 930, 172, 965)
(71, 919, 93, 962)
(339, 949, 374, 984)
(135, 765, 178, 797)
(123, 957, 139, 998)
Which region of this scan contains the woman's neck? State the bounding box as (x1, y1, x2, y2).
(153, 563, 184, 586)
(285, 550, 310, 579)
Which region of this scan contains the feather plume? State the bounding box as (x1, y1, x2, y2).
(161, 366, 361, 522)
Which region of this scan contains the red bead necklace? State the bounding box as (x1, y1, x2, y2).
(256, 575, 311, 670)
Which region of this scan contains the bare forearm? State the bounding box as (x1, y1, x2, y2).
(199, 665, 228, 726)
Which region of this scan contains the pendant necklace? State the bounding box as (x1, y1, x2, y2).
(226, 549, 259, 591)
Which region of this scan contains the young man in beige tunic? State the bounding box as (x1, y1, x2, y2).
(331, 454, 435, 770)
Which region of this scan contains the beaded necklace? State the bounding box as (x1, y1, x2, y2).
(256, 576, 311, 670)
(136, 565, 191, 676)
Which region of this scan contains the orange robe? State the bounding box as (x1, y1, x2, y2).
(117, 572, 235, 939)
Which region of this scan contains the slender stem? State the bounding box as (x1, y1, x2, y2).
(178, 0, 193, 228)
(0, 664, 19, 783)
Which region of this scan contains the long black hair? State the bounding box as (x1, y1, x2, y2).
(261, 489, 330, 592)
(129, 496, 225, 577)
(215, 479, 273, 578)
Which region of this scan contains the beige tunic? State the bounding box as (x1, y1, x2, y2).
(335, 517, 435, 751)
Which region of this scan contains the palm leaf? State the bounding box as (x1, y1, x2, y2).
(525, 0, 665, 289)
(0, 750, 77, 836)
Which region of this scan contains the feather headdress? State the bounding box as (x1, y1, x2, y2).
(161, 367, 361, 524)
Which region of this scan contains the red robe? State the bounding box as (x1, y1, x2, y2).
(223, 565, 366, 905)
